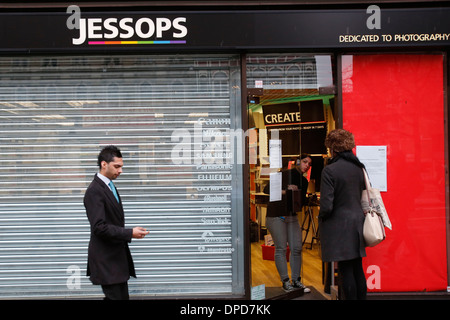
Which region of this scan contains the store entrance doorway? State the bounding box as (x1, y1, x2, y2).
(246, 53, 336, 299)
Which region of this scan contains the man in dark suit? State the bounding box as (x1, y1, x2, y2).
(84, 145, 149, 300)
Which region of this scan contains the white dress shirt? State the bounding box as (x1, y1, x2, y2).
(97, 172, 113, 191)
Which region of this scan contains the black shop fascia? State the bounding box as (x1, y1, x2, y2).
(0, 6, 450, 53)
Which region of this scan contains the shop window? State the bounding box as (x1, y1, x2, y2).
(247, 53, 335, 297)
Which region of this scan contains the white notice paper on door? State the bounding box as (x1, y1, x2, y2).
(269, 171, 282, 202)
(356, 145, 387, 192)
(269, 140, 282, 169)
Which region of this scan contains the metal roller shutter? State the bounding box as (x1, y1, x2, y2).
(0, 54, 244, 298)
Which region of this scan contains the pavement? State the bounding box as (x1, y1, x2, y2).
(264, 286, 329, 300)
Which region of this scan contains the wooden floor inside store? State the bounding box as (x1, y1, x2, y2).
(251, 240, 330, 300)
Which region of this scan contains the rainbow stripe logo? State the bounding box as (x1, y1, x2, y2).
(89, 40, 186, 45)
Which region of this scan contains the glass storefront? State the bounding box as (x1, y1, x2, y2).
(0, 54, 245, 298)
(246, 53, 336, 294)
(0, 49, 447, 299)
(246, 52, 449, 296)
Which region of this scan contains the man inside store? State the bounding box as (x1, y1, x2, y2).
(84, 145, 149, 300)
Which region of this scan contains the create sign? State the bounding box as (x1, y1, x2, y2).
(263, 103, 301, 126)
(265, 112, 301, 125)
(263, 101, 327, 155)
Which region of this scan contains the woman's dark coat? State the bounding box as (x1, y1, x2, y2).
(319, 157, 366, 262)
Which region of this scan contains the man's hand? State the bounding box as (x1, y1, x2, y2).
(132, 227, 149, 239)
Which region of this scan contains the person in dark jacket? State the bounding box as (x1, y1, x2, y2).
(319, 129, 367, 300)
(84, 145, 149, 300)
(264, 154, 312, 292)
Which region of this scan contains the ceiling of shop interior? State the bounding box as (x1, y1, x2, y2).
(249, 88, 321, 111)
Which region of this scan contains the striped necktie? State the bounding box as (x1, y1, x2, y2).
(109, 181, 120, 203)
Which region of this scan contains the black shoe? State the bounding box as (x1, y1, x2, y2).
(292, 279, 311, 293)
(282, 279, 294, 292)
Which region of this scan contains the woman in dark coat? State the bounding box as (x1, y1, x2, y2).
(319, 129, 367, 300)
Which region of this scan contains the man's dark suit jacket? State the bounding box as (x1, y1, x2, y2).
(84, 174, 136, 285)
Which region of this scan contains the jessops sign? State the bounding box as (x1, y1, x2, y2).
(0, 6, 449, 51)
(66, 6, 187, 45)
(71, 16, 187, 45)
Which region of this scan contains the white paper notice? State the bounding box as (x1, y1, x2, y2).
(269, 171, 282, 202)
(356, 146, 387, 192)
(269, 140, 282, 169)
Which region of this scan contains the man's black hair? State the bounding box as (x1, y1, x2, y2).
(97, 145, 122, 169)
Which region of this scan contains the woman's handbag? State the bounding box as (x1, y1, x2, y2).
(361, 168, 391, 247)
(363, 207, 386, 247)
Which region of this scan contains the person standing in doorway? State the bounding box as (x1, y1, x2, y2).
(264, 154, 312, 293)
(84, 145, 149, 300)
(319, 129, 367, 300)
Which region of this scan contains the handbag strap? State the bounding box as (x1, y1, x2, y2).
(362, 168, 372, 204)
(363, 169, 382, 216)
